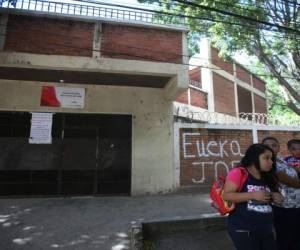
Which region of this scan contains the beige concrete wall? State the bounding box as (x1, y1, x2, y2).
(0, 79, 175, 195)
(0, 52, 188, 100)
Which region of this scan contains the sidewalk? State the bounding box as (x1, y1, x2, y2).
(0, 193, 228, 250)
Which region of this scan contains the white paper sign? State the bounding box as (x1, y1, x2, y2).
(56, 87, 85, 109)
(29, 113, 53, 144)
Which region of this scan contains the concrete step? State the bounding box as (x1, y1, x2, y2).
(145, 229, 232, 250)
(131, 214, 234, 250)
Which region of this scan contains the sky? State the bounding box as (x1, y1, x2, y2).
(64, 0, 153, 8)
(78, 0, 140, 4)
(92, 0, 140, 5)
(3, 0, 154, 9)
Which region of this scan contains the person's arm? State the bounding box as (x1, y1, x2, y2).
(277, 171, 300, 188)
(222, 180, 271, 203)
(271, 192, 284, 205)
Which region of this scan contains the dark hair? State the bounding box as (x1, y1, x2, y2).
(241, 143, 279, 192)
(262, 137, 279, 144)
(287, 139, 300, 149)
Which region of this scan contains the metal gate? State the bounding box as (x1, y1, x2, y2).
(0, 112, 131, 196)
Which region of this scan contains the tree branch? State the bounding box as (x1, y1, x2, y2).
(268, 89, 300, 116)
(292, 51, 300, 70)
(251, 42, 300, 105)
(266, 1, 285, 24)
(287, 101, 300, 116)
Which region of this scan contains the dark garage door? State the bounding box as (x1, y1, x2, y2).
(0, 112, 131, 196)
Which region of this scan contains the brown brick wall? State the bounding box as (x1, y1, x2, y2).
(180, 128, 253, 186)
(253, 76, 266, 93)
(189, 68, 201, 82)
(211, 48, 234, 75)
(254, 94, 267, 114)
(101, 23, 182, 63)
(213, 73, 236, 115)
(236, 64, 251, 85)
(190, 88, 208, 109)
(4, 15, 94, 57)
(210, 48, 264, 92)
(179, 128, 300, 187)
(176, 90, 188, 104)
(258, 131, 300, 157)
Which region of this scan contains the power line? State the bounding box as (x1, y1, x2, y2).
(1, 0, 298, 39)
(70, 0, 300, 35)
(0, 2, 298, 115)
(1, 26, 299, 82)
(1, 1, 299, 79)
(0, 22, 291, 61)
(1, 22, 298, 79)
(168, 0, 300, 26)
(158, 0, 298, 23)
(168, 0, 300, 15)
(3, 0, 300, 29)
(172, 0, 300, 35)
(151, 0, 300, 38)
(219, 0, 300, 9)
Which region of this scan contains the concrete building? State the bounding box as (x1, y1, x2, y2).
(0, 0, 189, 196)
(172, 40, 296, 190)
(175, 39, 267, 120)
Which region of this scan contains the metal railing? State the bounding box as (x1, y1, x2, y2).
(189, 79, 202, 89)
(0, 0, 186, 28)
(175, 106, 300, 127)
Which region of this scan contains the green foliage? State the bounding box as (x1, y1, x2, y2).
(267, 81, 300, 123)
(138, 0, 300, 118)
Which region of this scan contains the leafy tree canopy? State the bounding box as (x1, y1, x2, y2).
(138, 0, 300, 118)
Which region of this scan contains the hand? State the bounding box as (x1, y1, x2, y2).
(252, 191, 271, 202)
(271, 192, 284, 204)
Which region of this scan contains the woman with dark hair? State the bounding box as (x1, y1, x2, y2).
(222, 143, 283, 250)
(262, 137, 300, 250)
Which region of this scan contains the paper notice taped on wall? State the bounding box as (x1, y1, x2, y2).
(29, 112, 53, 144)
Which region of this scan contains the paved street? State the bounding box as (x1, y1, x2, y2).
(0, 193, 230, 250)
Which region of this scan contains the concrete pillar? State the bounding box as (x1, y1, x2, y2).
(233, 63, 239, 117)
(200, 38, 214, 112)
(250, 74, 255, 114)
(93, 21, 102, 58)
(182, 31, 189, 65)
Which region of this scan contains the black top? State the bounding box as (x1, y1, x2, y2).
(228, 173, 273, 233)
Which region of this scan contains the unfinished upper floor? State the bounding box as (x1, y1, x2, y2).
(175, 39, 267, 120)
(0, 0, 189, 99)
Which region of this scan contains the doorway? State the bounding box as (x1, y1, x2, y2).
(0, 112, 132, 196)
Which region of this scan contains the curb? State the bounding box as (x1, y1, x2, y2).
(130, 213, 227, 250)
